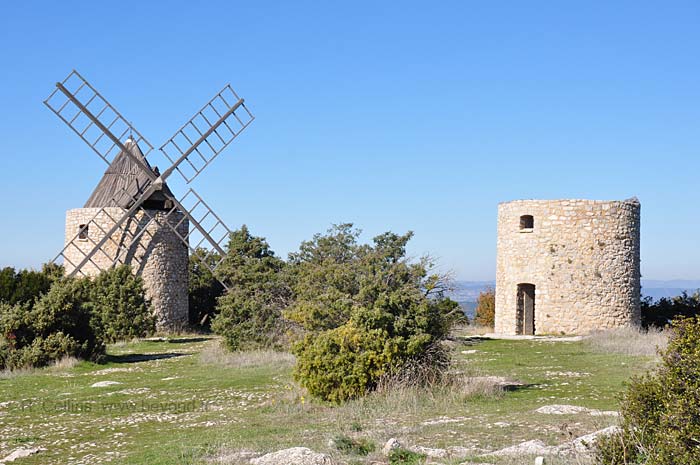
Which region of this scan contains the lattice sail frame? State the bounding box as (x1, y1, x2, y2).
(45, 70, 252, 287)
(160, 84, 254, 183)
(157, 189, 232, 280)
(45, 70, 154, 164)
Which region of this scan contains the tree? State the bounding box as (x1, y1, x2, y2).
(188, 248, 224, 328)
(211, 226, 291, 350)
(0, 264, 63, 306)
(0, 267, 16, 304)
(288, 224, 459, 402)
(285, 224, 366, 331)
(474, 288, 495, 327)
(641, 291, 700, 328)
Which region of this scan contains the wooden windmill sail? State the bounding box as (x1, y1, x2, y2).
(44, 70, 255, 290)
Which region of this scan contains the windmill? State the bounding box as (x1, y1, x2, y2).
(44, 70, 254, 330)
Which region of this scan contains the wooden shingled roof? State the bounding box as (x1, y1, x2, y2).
(84, 139, 174, 209)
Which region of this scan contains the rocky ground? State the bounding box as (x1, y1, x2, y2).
(0, 333, 660, 465)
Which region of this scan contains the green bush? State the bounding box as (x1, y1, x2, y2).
(388, 448, 425, 465)
(212, 226, 291, 350)
(0, 331, 82, 369)
(0, 265, 154, 370)
(474, 288, 495, 327)
(0, 278, 104, 369)
(90, 265, 155, 342)
(332, 434, 375, 455)
(289, 225, 459, 402)
(597, 316, 700, 464)
(294, 323, 399, 403)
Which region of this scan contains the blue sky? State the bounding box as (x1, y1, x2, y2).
(0, 1, 698, 280)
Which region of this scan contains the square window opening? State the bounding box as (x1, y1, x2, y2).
(78, 224, 89, 241)
(520, 215, 534, 232)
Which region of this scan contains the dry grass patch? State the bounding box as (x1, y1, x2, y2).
(323, 371, 507, 430)
(200, 341, 295, 369)
(584, 325, 668, 357)
(453, 323, 494, 337)
(205, 447, 259, 465)
(0, 366, 34, 379)
(48, 355, 80, 371)
(454, 373, 508, 398)
(111, 337, 144, 348)
(0, 355, 79, 379)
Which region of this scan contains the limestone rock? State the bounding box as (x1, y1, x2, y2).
(564, 426, 621, 454)
(409, 445, 447, 458)
(90, 380, 123, 387)
(1, 447, 46, 463)
(250, 447, 333, 465)
(382, 438, 401, 456)
(535, 404, 619, 416)
(486, 440, 558, 456)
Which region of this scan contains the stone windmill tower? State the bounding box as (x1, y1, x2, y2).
(44, 70, 255, 331)
(64, 140, 189, 329)
(495, 198, 641, 335)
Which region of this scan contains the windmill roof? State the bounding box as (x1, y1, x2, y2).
(84, 139, 173, 208)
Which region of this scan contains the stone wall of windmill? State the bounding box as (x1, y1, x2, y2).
(495, 198, 641, 335)
(64, 207, 189, 331)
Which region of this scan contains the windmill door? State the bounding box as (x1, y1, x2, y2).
(517, 283, 536, 335)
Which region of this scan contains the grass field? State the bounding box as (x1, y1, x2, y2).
(0, 331, 663, 464)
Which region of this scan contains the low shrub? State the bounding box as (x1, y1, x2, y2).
(90, 265, 155, 342)
(293, 302, 454, 403)
(0, 264, 154, 370)
(597, 316, 700, 464)
(1, 332, 82, 369)
(294, 323, 399, 403)
(0, 278, 104, 370)
(388, 448, 425, 465)
(332, 434, 375, 456)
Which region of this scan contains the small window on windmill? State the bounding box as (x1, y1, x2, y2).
(78, 224, 89, 241)
(519, 215, 534, 232)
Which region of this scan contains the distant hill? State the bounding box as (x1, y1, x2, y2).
(641, 280, 700, 301)
(448, 279, 700, 315)
(447, 281, 493, 301)
(447, 281, 494, 319)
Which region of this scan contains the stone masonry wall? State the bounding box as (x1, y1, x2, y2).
(64, 207, 189, 331)
(495, 199, 641, 335)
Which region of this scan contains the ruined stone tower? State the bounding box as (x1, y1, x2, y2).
(495, 198, 641, 335)
(63, 140, 189, 331)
